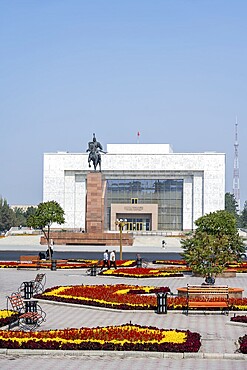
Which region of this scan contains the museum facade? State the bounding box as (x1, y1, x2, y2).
(43, 143, 225, 232)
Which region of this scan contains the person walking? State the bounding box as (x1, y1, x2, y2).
(101, 249, 109, 270)
(109, 250, 117, 269)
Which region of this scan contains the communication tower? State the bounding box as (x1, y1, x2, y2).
(233, 119, 240, 212)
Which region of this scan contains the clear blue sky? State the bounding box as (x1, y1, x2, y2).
(1, 1, 247, 208)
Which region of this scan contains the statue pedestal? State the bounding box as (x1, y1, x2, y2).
(86, 172, 105, 233)
(41, 231, 133, 246)
(41, 172, 133, 247)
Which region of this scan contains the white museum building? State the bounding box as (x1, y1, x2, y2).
(43, 143, 225, 232)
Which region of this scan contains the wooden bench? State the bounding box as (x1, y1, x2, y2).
(186, 285, 229, 315)
(19, 256, 40, 263)
(17, 256, 41, 270)
(42, 259, 68, 264)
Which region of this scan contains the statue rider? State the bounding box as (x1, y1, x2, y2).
(86, 133, 105, 168)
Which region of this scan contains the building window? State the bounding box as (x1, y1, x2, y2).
(106, 179, 183, 231)
(131, 198, 138, 204)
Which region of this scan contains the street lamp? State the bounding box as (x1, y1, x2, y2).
(115, 218, 127, 260)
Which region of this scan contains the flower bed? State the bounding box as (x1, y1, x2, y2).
(231, 315, 247, 323)
(0, 323, 201, 352)
(4, 259, 241, 272)
(229, 298, 247, 310)
(153, 260, 187, 265)
(0, 260, 136, 269)
(36, 284, 170, 310)
(152, 260, 247, 273)
(36, 284, 247, 311)
(226, 262, 247, 273)
(99, 267, 185, 278)
(239, 334, 247, 353)
(0, 262, 21, 269)
(168, 296, 247, 311)
(0, 310, 19, 328)
(66, 259, 136, 268)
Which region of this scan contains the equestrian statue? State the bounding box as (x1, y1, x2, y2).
(86, 133, 106, 171)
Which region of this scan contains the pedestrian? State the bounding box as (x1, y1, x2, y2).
(46, 247, 53, 260)
(101, 249, 109, 270)
(136, 253, 142, 268)
(109, 250, 117, 269)
(39, 251, 45, 260)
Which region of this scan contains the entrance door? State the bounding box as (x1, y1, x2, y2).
(125, 218, 151, 231)
(135, 222, 143, 231)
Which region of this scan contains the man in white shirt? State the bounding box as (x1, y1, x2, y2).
(109, 250, 117, 269)
(100, 249, 109, 270)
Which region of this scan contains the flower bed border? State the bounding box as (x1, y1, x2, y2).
(0, 323, 201, 352)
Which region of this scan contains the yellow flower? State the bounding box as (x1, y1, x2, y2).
(234, 305, 247, 310)
(0, 310, 17, 319)
(121, 260, 135, 266)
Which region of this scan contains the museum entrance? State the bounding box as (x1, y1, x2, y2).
(125, 218, 151, 231)
(112, 207, 157, 232)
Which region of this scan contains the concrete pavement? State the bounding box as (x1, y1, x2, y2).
(0, 234, 183, 253)
(0, 235, 247, 369)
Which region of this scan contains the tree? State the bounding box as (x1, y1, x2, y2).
(12, 207, 27, 227)
(225, 192, 239, 217)
(239, 201, 247, 229)
(13, 206, 37, 228)
(27, 201, 65, 259)
(181, 210, 245, 282)
(0, 197, 15, 232)
(24, 206, 37, 219)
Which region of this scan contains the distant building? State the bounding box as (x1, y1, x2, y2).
(43, 144, 225, 231)
(10, 205, 37, 212)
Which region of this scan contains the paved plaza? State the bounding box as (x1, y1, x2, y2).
(0, 236, 247, 369)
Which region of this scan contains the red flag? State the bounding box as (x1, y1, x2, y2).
(137, 131, 140, 137)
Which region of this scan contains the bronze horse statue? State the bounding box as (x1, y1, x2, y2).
(86, 133, 105, 171)
(89, 149, 101, 171)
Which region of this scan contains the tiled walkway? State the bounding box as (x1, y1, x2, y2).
(0, 268, 247, 369)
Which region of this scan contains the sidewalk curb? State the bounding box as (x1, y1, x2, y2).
(226, 321, 247, 327)
(1, 348, 247, 360)
(38, 298, 154, 313)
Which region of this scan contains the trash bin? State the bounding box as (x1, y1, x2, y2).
(23, 281, 33, 299)
(51, 260, 57, 271)
(25, 300, 37, 313)
(90, 266, 97, 276)
(25, 300, 38, 324)
(156, 292, 168, 314)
